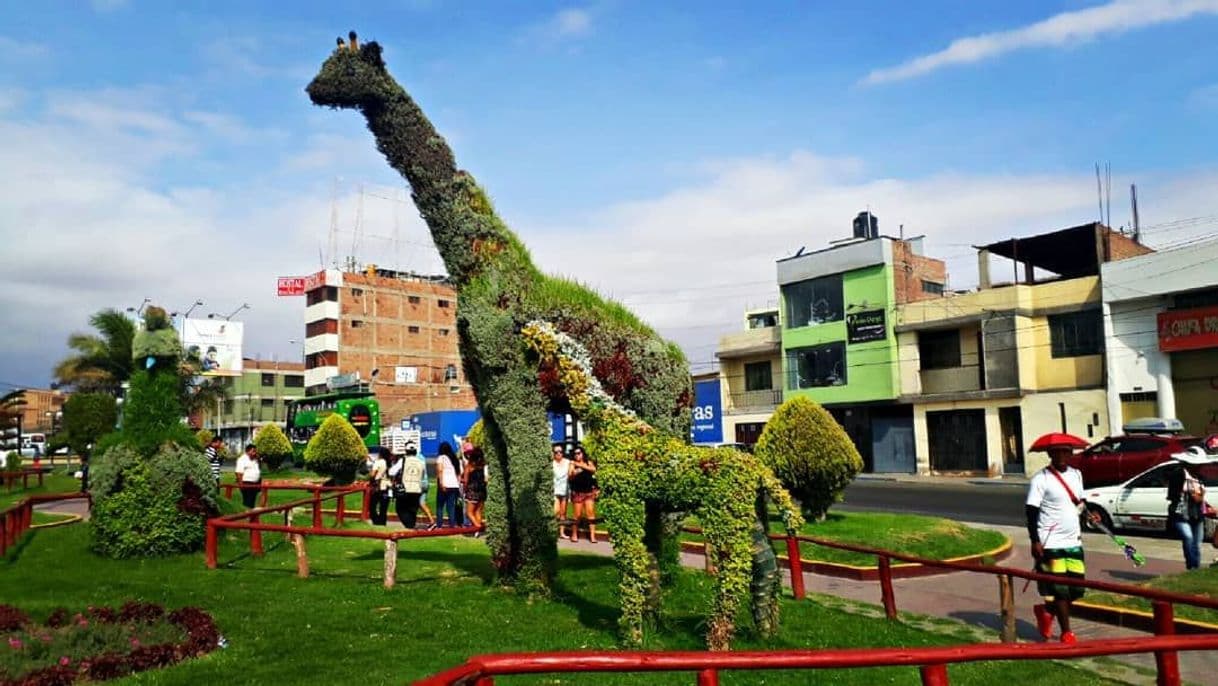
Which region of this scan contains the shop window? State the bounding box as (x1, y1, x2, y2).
(261, 373, 275, 387)
(918, 330, 961, 369)
(783, 275, 843, 328)
(1049, 309, 1102, 358)
(744, 361, 772, 391)
(786, 342, 846, 389)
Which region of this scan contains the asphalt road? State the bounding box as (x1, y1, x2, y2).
(838, 477, 1030, 526)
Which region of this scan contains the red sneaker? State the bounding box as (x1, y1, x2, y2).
(1060, 631, 1077, 645)
(1033, 604, 1054, 639)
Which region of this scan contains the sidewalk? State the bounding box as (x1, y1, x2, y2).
(856, 473, 1030, 487)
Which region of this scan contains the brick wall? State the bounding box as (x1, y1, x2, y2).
(892, 240, 949, 304)
(1104, 227, 1154, 262)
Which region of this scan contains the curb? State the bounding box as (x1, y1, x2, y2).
(679, 536, 1013, 581)
(1072, 600, 1218, 635)
(30, 513, 83, 529)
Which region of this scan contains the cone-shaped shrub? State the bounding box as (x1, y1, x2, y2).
(253, 423, 292, 470)
(303, 414, 366, 483)
(754, 396, 863, 521)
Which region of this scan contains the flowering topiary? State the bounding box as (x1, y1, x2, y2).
(253, 423, 292, 471)
(303, 414, 366, 484)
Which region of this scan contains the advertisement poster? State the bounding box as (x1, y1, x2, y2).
(181, 319, 244, 376)
(690, 378, 723, 445)
(277, 276, 306, 296)
(846, 309, 887, 344)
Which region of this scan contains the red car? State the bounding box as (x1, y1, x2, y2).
(1068, 419, 1202, 487)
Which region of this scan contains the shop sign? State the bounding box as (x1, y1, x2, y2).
(303, 270, 327, 292)
(1157, 306, 1218, 352)
(277, 276, 306, 296)
(690, 379, 723, 445)
(846, 309, 886, 344)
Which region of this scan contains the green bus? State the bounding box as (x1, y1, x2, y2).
(285, 391, 382, 460)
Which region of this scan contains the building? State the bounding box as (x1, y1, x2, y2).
(1102, 237, 1218, 437)
(768, 213, 946, 471)
(715, 309, 780, 446)
(212, 359, 305, 446)
(302, 267, 476, 428)
(15, 388, 67, 433)
(896, 222, 1152, 476)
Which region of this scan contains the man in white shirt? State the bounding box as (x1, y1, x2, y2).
(235, 445, 252, 480)
(1026, 441, 1099, 644)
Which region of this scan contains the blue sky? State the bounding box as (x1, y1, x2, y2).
(2, 0, 1218, 388)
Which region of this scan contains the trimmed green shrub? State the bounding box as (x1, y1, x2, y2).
(194, 429, 213, 449)
(754, 396, 863, 522)
(115, 370, 197, 457)
(303, 414, 366, 484)
(89, 444, 218, 558)
(61, 392, 118, 457)
(4, 452, 19, 471)
(253, 424, 292, 470)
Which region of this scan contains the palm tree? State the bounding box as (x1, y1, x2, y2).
(53, 309, 135, 394)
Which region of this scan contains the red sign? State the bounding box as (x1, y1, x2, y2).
(303, 270, 327, 292)
(276, 276, 306, 296)
(1158, 306, 1218, 352)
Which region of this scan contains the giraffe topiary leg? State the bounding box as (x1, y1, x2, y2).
(602, 493, 651, 646)
(749, 493, 782, 638)
(699, 493, 756, 651)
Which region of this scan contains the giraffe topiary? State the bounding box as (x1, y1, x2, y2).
(521, 320, 803, 650)
(307, 34, 692, 591)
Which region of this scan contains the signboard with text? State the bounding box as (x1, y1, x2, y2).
(1158, 306, 1218, 352)
(690, 378, 723, 445)
(277, 276, 306, 296)
(846, 309, 887, 344)
(181, 319, 243, 376)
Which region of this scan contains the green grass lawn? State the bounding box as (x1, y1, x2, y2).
(30, 511, 77, 526)
(0, 470, 82, 510)
(1085, 565, 1218, 626)
(0, 521, 1114, 685)
(683, 512, 1008, 567)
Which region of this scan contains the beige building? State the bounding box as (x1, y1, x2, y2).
(715, 308, 782, 447)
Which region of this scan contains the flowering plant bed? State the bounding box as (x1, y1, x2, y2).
(0, 602, 221, 685)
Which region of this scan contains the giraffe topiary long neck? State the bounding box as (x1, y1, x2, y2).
(359, 87, 523, 286)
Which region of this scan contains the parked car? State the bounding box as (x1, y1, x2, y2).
(1068, 419, 1202, 487)
(1082, 458, 1218, 538)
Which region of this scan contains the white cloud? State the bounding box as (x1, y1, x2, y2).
(521, 8, 594, 46)
(863, 0, 1218, 85)
(0, 35, 51, 61)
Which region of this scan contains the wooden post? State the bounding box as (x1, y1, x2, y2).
(696, 668, 720, 686)
(361, 485, 371, 521)
(249, 513, 264, 557)
(283, 508, 294, 543)
(292, 534, 309, 578)
(205, 523, 218, 569)
(1152, 601, 1180, 686)
(383, 539, 398, 589)
(920, 664, 950, 686)
(786, 534, 806, 600)
(879, 555, 897, 620)
(311, 488, 322, 530)
(998, 574, 1016, 643)
(260, 484, 270, 508)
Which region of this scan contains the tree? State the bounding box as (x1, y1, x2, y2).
(253, 423, 292, 471)
(303, 414, 366, 484)
(53, 309, 135, 394)
(754, 396, 863, 521)
(60, 392, 118, 457)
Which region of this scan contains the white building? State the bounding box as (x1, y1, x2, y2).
(1102, 238, 1218, 437)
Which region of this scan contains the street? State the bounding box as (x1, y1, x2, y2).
(839, 476, 1028, 526)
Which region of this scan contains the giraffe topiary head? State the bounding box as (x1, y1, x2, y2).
(306, 32, 391, 111)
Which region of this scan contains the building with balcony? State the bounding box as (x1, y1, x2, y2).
(211, 359, 305, 448)
(1102, 237, 1218, 438)
(715, 308, 783, 446)
(896, 222, 1151, 476)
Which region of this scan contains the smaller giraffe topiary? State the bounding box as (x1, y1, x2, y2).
(521, 321, 804, 651)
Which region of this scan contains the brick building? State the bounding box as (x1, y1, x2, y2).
(16, 388, 68, 433)
(302, 267, 476, 427)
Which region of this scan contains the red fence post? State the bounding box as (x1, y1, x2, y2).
(336, 493, 346, 527)
(920, 664, 950, 686)
(260, 484, 270, 508)
(879, 555, 897, 620)
(250, 512, 264, 557)
(786, 534, 806, 600)
(0, 512, 8, 555)
(361, 485, 370, 521)
(1152, 601, 1180, 686)
(697, 668, 720, 686)
(473, 677, 495, 686)
(205, 522, 218, 569)
(312, 488, 322, 531)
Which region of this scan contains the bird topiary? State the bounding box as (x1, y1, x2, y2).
(754, 396, 863, 522)
(303, 414, 366, 484)
(253, 423, 293, 471)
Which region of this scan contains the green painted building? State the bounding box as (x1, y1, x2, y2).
(209, 359, 306, 450)
(776, 224, 947, 472)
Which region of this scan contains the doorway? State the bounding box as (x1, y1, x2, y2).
(998, 406, 1024, 475)
(926, 409, 987, 472)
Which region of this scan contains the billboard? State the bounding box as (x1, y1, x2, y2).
(846, 309, 887, 344)
(690, 378, 723, 445)
(277, 276, 306, 296)
(181, 318, 244, 376)
(1158, 306, 1218, 352)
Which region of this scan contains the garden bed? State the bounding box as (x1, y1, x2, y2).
(1080, 565, 1218, 628)
(0, 602, 220, 685)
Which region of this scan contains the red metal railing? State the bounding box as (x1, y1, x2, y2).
(414, 634, 1218, 686)
(0, 467, 51, 491)
(0, 492, 90, 556)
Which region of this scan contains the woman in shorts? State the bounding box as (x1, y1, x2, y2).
(567, 445, 599, 543)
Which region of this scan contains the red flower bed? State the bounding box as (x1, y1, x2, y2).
(0, 602, 221, 685)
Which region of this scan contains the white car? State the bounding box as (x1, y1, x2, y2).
(1083, 459, 1218, 538)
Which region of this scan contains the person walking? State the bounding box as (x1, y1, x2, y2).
(368, 447, 391, 526)
(567, 445, 599, 543)
(462, 446, 488, 536)
(1026, 433, 1100, 644)
(391, 444, 427, 529)
(205, 436, 223, 485)
(552, 443, 572, 539)
(1167, 448, 1210, 570)
(237, 444, 262, 509)
(434, 441, 462, 528)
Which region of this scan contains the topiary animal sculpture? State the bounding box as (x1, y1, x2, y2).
(521, 320, 803, 650)
(308, 35, 692, 591)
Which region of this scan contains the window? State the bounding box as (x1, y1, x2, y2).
(782, 275, 843, 328)
(306, 319, 338, 337)
(285, 375, 304, 388)
(305, 286, 338, 306)
(351, 288, 364, 297)
(438, 299, 450, 308)
(786, 342, 846, 389)
(350, 320, 364, 328)
(223, 400, 233, 414)
(1049, 309, 1102, 358)
(439, 329, 450, 337)
(744, 361, 772, 391)
(261, 373, 275, 387)
(1129, 465, 1172, 489)
(305, 351, 338, 369)
(918, 330, 961, 370)
(408, 295, 421, 304)
(921, 280, 944, 295)
(747, 312, 778, 329)
(444, 364, 459, 381)
(408, 325, 420, 334)
(261, 398, 275, 408)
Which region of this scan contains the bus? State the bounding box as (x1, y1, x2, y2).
(284, 391, 382, 460)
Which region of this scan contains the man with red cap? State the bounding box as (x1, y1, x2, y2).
(1026, 432, 1099, 644)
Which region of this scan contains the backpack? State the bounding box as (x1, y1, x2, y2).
(399, 458, 425, 495)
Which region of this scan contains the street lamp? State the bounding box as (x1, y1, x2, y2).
(126, 298, 152, 316)
(209, 303, 251, 321)
(175, 300, 204, 319)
